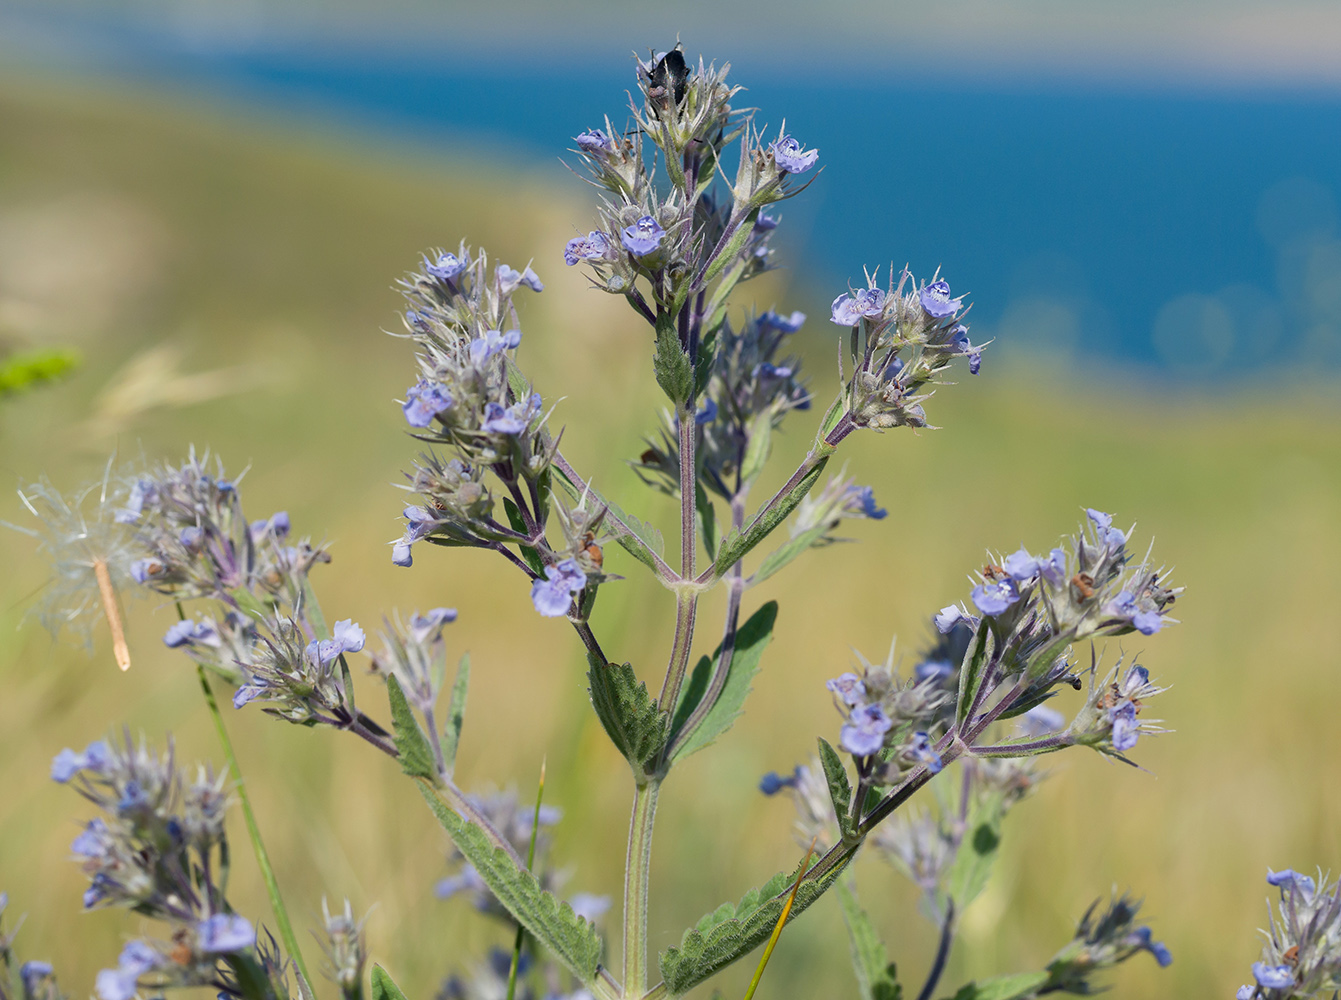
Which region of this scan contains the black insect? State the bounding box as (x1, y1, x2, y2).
(646, 45, 689, 115)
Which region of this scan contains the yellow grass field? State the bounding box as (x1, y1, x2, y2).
(0, 73, 1338, 1000)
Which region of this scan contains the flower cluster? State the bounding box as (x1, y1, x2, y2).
(825, 647, 948, 774)
(366, 608, 458, 713)
(49, 734, 276, 1000)
(1236, 869, 1341, 998)
(1039, 895, 1173, 988)
(831, 270, 985, 430)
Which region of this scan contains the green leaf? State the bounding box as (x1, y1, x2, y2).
(386, 675, 437, 782)
(942, 971, 1049, 1000)
(0, 346, 79, 396)
(944, 792, 1006, 910)
(739, 412, 773, 488)
(503, 498, 544, 576)
(370, 965, 409, 1000)
(654, 311, 693, 406)
(955, 618, 992, 729)
(658, 852, 851, 995)
(713, 458, 829, 575)
(750, 523, 828, 587)
(817, 738, 854, 839)
(669, 601, 778, 761)
(587, 657, 668, 776)
(417, 784, 603, 984)
(814, 395, 848, 449)
(441, 652, 470, 776)
(702, 216, 756, 287)
(837, 881, 902, 1000)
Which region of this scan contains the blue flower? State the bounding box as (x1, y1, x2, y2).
(71, 818, 108, 857)
(115, 479, 156, 524)
(621, 216, 666, 256)
(1108, 591, 1163, 635)
(831, 287, 886, 327)
(758, 309, 806, 333)
(770, 134, 819, 174)
(469, 329, 522, 366)
(1267, 868, 1316, 898)
(51, 741, 110, 783)
(826, 672, 866, 706)
(908, 731, 943, 773)
(1129, 926, 1173, 967)
(1236, 987, 1254, 1000)
(305, 618, 366, 666)
(249, 511, 290, 542)
(197, 913, 256, 953)
(934, 605, 964, 633)
(753, 362, 794, 379)
(1109, 700, 1139, 752)
(564, 231, 612, 266)
(498, 264, 544, 294)
(1252, 963, 1294, 989)
(531, 559, 587, 618)
(919, 279, 963, 319)
(1002, 547, 1039, 581)
(951, 324, 983, 374)
(409, 607, 458, 643)
(482, 393, 542, 435)
(914, 659, 953, 683)
(129, 557, 165, 585)
(20, 962, 54, 995)
(840, 703, 892, 756)
(1039, 548, 1068, 586)
(842, 485, 887, 520)
(755, 211, 779, 231)
(971, 578, 1019, 615)
(759, 768, 800, 795)
(403, 380, 454, 428)
(95, 941, 163, 1000)
(426, 251, 470, 282)
(163, 618, 221, 649)
(695, 398, 718, 425)
(575, 128, 615, 154)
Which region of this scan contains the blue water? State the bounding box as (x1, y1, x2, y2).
(10, 12, 1341, 375)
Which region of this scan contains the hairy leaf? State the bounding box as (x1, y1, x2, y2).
(654, 311, 693, 406)
(942, 971, 1049, 1000)
(669, 602, 778, 761)
(417, 784, 603, 984)
(837, 881, 902, 1000)
(658, 852, 850, 995)
(955, 618, 992, 729)
(386, 675, 437, 781)
(817, 738, 854, 839)
(441, 652, 470, 776)
(370, 965, 409, 1000)
(713, 458, 828, 575)
(588, 657, 668, 775)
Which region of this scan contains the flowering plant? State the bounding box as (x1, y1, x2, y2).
(3, 42, 1335, 1000)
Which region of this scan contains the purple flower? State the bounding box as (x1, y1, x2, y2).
(1252, 963, 1294, 989)
(1086, 508, 1113, 530)
(469, 328, 522, 366)
(403, 380, 454, 427)
(409, 607, 458, 643)
(1109, 700, 1139, 752)
(51, 741, 110, 783)
(914, 659, 954, 684)
(392, 505, 439, 567)
(482, 393, 542, 435)
(179, 525, 204, 549)
(115, 479, 156, 524)
(233, 683, 264, 709)
(305, 618, 366, 666)
(971, 578, 1020, 615)
(919, 279, 963, 319)
(1236, 987, 1254, 999)
(498, 264, 544, 294)
(759, 768, 800, 795)
(564, 231, 612, 266)
(163, 618, 221, 649)
(755, 211, 779, 231)
(568, 893, 611, 923)
(1267, 868, 1316, 897)
(197, 913, 256, 953)
(1107, 591, 1163, 635)
(1039, 548, 1068, 586)
(72, 818, 108, 857)
(531, 559, 587, 618)
(934, 605, 963, 633)
(831, 287, 886, 327)
(840, 703, 892, 756)
(20, 962, 53, 995)
(129, 558, 165, 585)
(249, 511, 290, 542)
(826, 672, 866, 706)
(908, 731, 943, 773)
(1002, 547, 1040, 581)
(753, 362, 794, 379)
(621, 216, 665, 256)
(391, 540, 413, 567)
(426, 251, 470, 282)
(96, 941, 163, 1000)
(770, 134, 819, 174)
(951, 324, 983, 374)
(1119, 664, 1150, 697)
(575, 128, 615, 154)
(1019, 705, 1066, 736)
(695, 398, 718, 425)
(842, 485, 887, 520)
(95, 968, 139, 1000)
(1130, 926, 1173, 967)
(758, 309, 805, 333)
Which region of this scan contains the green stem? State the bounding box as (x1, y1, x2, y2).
(506, 760, 547, 1000)
(622, 779, 661, 999)
(197, 665, 314, 992)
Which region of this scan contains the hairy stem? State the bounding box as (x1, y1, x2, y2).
(622, 780, 661, 999)
(196, 666, 314, 991)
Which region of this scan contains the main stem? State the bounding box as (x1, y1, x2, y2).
(196, 666, 314, 991)
(622, 779, 661, 998)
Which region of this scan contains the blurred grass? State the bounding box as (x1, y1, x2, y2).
(0, 70, 1338, 1000)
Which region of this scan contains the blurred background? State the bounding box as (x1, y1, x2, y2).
(0, 1, 1338, 998)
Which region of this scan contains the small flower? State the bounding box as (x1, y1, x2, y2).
(695, 398, 718, 425)
(1106, 590, 1164, 635)
(497, 264, 544, 294)
(482, 393, 542, 435)
(530, 559, 587, 617)
(425, 251, 470, 281)
(71, 818, 108, 857)
(95, 941, 163, 1000)
(914, 659, 954, 684)
(770, 134, 819, 174)
(951, 324, 983, 374)
(564, 231, 612, 265)
(759, 768, 800, 795)
(758, 309, 806, 333)
(840, 703, 892, 756)
(971, 578, 1019, 615)
(831, 287, 886, 327)
(249, 511, 290, 542)
(842, 485, 887, 520)
(919, 279, 963, 319)
(574, 128, 614, 154)
(934, 605, 964, 633)
(1236, 987, 1254, 999)
(568, 893, 611, 923)
(1002, 547, 1039, 581)
(1109, 700, 1139, 752)
(468, 329, 522, 366)
(51, 741, 110, 783)
(908, 731, 943, 773)
(621, 216, 665, 256)
(826, 672, 866, 706)
(1252, 962, 1294, 989)
(163, 618, 221, 649)
(408, 607, 458, 643)
(197, 913, 255, 953)
(1039, 547, 1068, 586)
(1267, 868, 1316, 898)
(305, 619, 366, 666)
(115, 479, 156, 524)
(403, 380, 454, 428)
